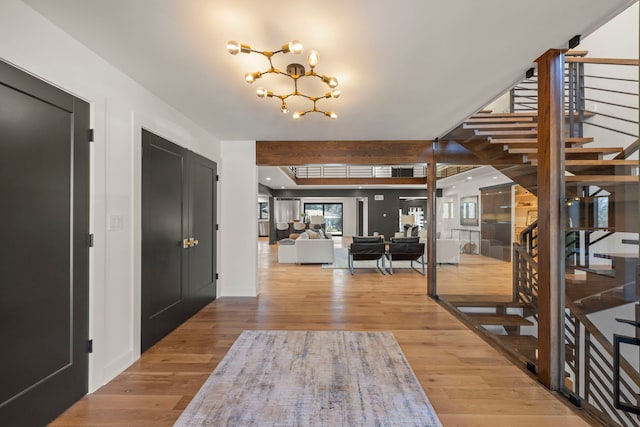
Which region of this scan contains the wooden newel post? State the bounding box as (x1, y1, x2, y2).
(536, 49, 566, 390)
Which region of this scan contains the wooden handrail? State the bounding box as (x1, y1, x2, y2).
(614, 138, 640, 160)
(565, 57, 639, 66)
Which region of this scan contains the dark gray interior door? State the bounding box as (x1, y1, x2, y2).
(141, 131, 217, 352)
(188, 153, 217, 312)
(0, 61, 90, 426)
(141, 130, 189, 352)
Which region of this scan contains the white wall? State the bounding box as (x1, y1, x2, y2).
(578, 3, 639, 154)
(220, 141, 258, 297)
(0, 0, 229, 391)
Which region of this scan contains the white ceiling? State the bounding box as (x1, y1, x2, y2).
(22, 0, 634, 144)
(21, 0, 634, 191)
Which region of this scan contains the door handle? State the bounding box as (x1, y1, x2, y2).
(182, 237, 199, 248)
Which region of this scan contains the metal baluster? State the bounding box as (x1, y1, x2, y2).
(568, 61, 575, 137)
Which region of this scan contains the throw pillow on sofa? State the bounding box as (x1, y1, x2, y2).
(305, 229, 321, 239)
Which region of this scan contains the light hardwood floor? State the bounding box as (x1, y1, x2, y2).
(52, 237, 591, 426)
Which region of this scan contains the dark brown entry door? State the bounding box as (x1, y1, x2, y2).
(141, 131, 217, 352)
(0, 61, 90, 425)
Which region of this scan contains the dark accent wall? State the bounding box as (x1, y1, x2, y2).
(258, 183, 273, 196)
(272, 188, 427, 239)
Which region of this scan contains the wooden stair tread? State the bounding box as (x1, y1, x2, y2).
(467, 313, 533, 326)
(476, 129, 537, 137)
(490, 137, 593, 145)
(572, 293, 638, 315)
(464, 117, 534, 124)
(497, 335, 537, 346)
(567, 264, 615, 277)
(565, 175, 639, 183)
(464, 123, 538, 130)
(496, 335, 538, 362)
(511, 147, 623, 155)
(471, 112, 539, 118)
(529, 159, 637, 166)
(565, 57, 639, 66)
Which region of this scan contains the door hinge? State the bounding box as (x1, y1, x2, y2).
(86, 339, 93, 353)
(216, 224, 219, 231)
(88, 128, 95, 142)
(88, 233, 94, 247)
(216, 175, 219, 182)
(215, 273, 219, 280)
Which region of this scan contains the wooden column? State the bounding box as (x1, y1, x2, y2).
(536, 49, 566, 390)
(426, 148, 437, 296)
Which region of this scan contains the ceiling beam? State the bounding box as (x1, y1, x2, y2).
(256, 140, 434, 165)
(257, 140, 521, 166)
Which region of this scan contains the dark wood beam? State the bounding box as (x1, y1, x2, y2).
(295, 177, 427, 186)
(257, 139, 520, 166)
(535, 48, 566, 390)
(257, 140, 433, 165)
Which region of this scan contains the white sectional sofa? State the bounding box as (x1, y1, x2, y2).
(278, 231, 334, 264)
(419, 238, 461, 264)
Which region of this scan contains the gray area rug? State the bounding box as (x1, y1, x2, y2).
(175, 330, 442, 426)
(323, 247, 422, 270)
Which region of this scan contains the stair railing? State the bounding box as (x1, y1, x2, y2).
(565, 307, 640, 427)
(565, 228, 615, 270)
(510, 55, 639, 142)
(513, 220, 539, 315)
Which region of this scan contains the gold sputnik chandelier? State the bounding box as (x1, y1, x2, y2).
(226, 39, 340, 119)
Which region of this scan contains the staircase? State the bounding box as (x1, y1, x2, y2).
(440, 51, 640, 426)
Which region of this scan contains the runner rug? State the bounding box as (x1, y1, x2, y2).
(174, 330, 442, 426)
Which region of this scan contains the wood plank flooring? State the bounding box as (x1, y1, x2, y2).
(52, 237, 591, 426)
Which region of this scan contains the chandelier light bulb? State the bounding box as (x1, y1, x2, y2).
(256, 87, 267, 98)
(321, 75, 339, 88)
(281, 102, 289, 114)
(227, 40, 240, 55)
(307, 50, 319, 68)
(289, 40, 303, 54)
(330, 89, 341, 98)
(325, 112, 337, 120)
(293, 111, 304, 120)
(245, 71, 261, 83)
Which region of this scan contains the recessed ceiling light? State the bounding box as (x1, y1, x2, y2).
(358, 186, 363, 189)
(492, 176, 497, 179)
(266, 177, 271, 181)
(452, 186, 456, 189)
(466, 176, 472, 180)
(281, 186, 285, 189)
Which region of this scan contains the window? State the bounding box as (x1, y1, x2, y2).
(442, 202, 454, 219)
(258, 202, 269, 219)
(304, 203, 343, 236)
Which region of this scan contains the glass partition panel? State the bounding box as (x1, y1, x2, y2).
(436, 164, 538, 369)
